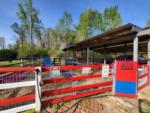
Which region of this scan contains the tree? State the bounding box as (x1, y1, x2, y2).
(76, 6, 122, 41)
(0, 37, 5, 49)
(11, 23, 25, 49)
(102, 6, 122, 31)
(146, 20, 150, 27)
(56, 11, 73, 32)
(44, 28, 58, 49)
(55, 11, 75, 48)
(76, 9, 102, 41)
(13, 0, 43, 46)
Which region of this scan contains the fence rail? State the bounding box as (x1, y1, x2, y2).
(0, 67, 40, 113)
(138, 64, 149, 90)
(0, 63, 149, 113)
(42, 64, 113, 106)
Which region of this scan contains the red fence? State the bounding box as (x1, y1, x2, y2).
(0, 63, 149, 112)
(41, 64, 113, 105)
(138, 65, 149, 90)
(0, 67, 37, 112)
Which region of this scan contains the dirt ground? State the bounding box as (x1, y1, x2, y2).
(41, 86, 150, 113)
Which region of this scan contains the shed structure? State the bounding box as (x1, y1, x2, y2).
(63, 23, 150, 65)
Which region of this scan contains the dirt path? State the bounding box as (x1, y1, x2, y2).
(41, 86, 150, 113)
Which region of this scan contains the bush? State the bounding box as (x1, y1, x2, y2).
(0, 49, 17, 60)
(34, 48, 49, 58)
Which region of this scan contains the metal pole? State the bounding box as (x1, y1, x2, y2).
(20, 59, 23, 67)
(133, 36, 139, 62)
(87, 48, 89, 65)
(148, 37, 150, 85)
(104, 59, 106, 64)
(148, 37, 150, 65)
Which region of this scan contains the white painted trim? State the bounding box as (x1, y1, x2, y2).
(0, 81, 36, 89)
(35, 69, 41, 112)
(133, 36, 138, 61)
(0, 103, 35, 113)
(137, 29, 150, 36)
(112, 60, 116, 94)
(148, 38, 150, 65)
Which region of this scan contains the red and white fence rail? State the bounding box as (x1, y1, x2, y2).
(0, 63, 149, 113)
(0, 67, 41, 113)
(42, 64, 113, 105)
(138, 65, 150, 90)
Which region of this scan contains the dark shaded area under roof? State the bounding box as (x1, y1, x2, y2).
(63, 23, 150, 54)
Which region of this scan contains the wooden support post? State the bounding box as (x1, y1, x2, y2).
(133, 36, 139, 62)
(35, 67, 41, 112)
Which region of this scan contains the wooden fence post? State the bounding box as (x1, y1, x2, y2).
(35, 67, 41, 112)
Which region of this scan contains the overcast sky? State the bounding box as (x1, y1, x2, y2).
(0, 0, 150, 46)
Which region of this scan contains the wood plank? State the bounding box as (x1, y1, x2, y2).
(42, 87, 112, 105)
(42, 81, 112, 96)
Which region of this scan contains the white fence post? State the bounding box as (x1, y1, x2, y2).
(35, 67, 41, 112)
(20, 59, 23, 67)
(112, 60, 116, 95)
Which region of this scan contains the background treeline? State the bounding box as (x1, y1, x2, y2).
(0, 0, 150, 60)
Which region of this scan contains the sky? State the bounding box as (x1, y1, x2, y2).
(0, 0, 150, 46)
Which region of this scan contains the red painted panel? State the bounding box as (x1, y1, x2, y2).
(42, 64, 103, 71)
(0, 67, 35, 72)
(42, 87, 112, 105)
(43, 74, 100, 84)
(43, 73, 112, 84)
(116, 61, 137, 82)
(42, 81, 112, 96)
(0, 94, 35, 106)
(115, 92, 137, 98)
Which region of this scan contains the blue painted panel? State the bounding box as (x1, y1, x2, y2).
(43, 57, 52, 66)
(115, 80, 137, 95)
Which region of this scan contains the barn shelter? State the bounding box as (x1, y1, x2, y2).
(63, 23, 150, 64)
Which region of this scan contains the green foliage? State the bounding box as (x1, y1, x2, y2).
(13, 0, 43, 46)
(11, 3, 123, 58)
(55, 11, 75, 47)
(146, 20, 150, 27)
(49, 102, 69, 110)
(25, 109, 36, 113)
(76, 6, 122, 41)
(0, 49, 17, 60)
(17, 41, 48, 58)
(34, 48, 49, 57)
(103, 6, 122, 31)
(76, 9, 102, 41)
(56, 11, 73, 32)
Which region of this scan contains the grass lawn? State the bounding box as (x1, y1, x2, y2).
(0, 60, 21, 67)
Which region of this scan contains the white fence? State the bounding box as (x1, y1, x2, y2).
(0, 67, 41, 113)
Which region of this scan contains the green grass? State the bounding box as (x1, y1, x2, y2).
(49, 102, 69, 110)
(0, 60, 21, 67)
(0, 60, 34, 67)
(24, 109, 36, 113)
